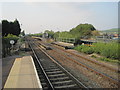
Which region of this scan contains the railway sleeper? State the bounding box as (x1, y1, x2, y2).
(48, 73, 66, 77)
(52, 80, 74, 85)
(41, 83, 49, 90)
(42, 86, 48, 90)
(29, 40, 88, 89)
(46, 71, 63, 75)
(46, 66, 60, 69)
(43, 65, 57, 69)
(44, 67, 60, 70)
(36, 68, 42, 72)
(54, 84, 78, 89)
(45, 68, 61, 72)
(50, 77, 70, 82)
(41, 82, 47, 85)
(41, 63, 55, 66)
(47, 65, 58, 68)
(41, 82, 47, 86)
(49, 65, 58, 67)
(38, 73, 44, 77)
(48, 74, 66, 79)
(39, 78, 46, 82)
(53, 83, 78, 88)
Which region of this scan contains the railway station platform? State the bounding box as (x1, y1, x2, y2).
(53, 41, 74, 49)
(4, 55, 42, 89)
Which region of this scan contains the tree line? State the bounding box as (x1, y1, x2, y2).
(2, 19, 21, 36)
(31, 23, 100, 40)
(2, 19, 21, 57)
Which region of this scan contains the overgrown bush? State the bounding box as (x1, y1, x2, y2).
(81, 46, 94, 54)
(93, 42, 119, 59)
(2, 34, 19, 57)
(74, 45, 94, 54)
(99, 57, 120, 64)
(3, 34, 19, 43)
(74, 45, 84, 52)
(19, 37, 25, 43)
(74, 42, 119, 60)
(92, 43, 105, 54)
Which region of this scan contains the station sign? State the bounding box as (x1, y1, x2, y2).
(10, 40, 15, 45)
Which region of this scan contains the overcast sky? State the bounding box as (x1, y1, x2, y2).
(1, 0, 119, 34)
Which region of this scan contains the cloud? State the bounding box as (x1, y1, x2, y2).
(1, 2, 117, 34)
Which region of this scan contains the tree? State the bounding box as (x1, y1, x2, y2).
(2, 19, 21, 57)
(91, 31, 100, 36)
(2, 20, 9, 36)
(59, 31, 74, 38)
(2, 34, 19, 57)
(53, 31, 60, 38)
(14, 19, 21, 36)
(44, 30, 54, 38)
(70, 23, 96, 39)
(21, 30, 25, 36)
(2, 19, 21, 36)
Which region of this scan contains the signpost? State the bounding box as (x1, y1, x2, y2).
(10, 40, 15, 45)
(10, 40, 15, 54)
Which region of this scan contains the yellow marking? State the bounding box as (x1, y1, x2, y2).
(16, 58, 22, 60)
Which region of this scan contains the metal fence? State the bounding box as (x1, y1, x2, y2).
(55, 37, 76, 43)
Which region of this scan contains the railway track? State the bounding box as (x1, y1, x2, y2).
(34, 39, 119, 87)
(50, 45, 119, 80)
(52, 42, 119, 73)
(26, 38, 88, 89)
(37, 41, 119, 80)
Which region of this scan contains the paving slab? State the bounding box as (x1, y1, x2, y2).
(2, 55, 21, 88)
(4, 56, 42, 89)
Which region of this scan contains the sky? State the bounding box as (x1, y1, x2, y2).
(0, 0, 119, 34)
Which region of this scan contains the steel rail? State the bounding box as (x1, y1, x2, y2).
(37, 40, 118, 73)
(52, 43, 119, 73)
(36, 41, 119, 85)
(47, 46, 120, 85)
(37, 44, 88, 89)
(27, 39, 55, 90)
(29, 38, 89, 89)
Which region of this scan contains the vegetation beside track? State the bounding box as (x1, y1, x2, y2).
(74, 42, 119, 63)
(30, 23, 99, 40)
(2, 34, 19, 57)
(2, 19, 25, 57)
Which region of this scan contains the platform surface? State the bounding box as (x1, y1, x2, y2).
(55, 42, 74, 46)
(4, 56, 42, 89)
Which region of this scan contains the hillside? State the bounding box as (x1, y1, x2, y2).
(69, 23, 96, 39)
(101, 28, 119, 33)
